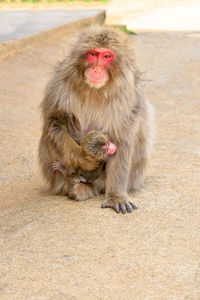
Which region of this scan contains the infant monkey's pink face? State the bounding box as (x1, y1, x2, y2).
(103, 141, 117, 155)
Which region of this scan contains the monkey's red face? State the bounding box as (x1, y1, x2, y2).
(85, 48, 115, 88)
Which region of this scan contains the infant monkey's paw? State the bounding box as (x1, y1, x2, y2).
(51, 161, 66, 177)
(51, 161, 60, 172)
(70, 176, 87, 184)
(101, 194, 138, 214)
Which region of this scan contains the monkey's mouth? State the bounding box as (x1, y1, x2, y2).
(85, 69, 109, 88)
(86, 78, 107, 89)
(88, 74, 107, 85)
(89, 78, 104, 84)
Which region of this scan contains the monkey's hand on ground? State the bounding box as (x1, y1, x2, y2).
(101, 193, 138, 214)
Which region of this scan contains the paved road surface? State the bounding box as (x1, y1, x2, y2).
(0, 9, 105, 57)
(0, 10, 104, 44)
(0, 28, 200, 299)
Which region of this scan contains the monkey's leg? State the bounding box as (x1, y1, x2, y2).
(51, 172, 68, 195)
(128, 140, 147, 192)
(68, 183, 94, 201)
(92, 173, 106, 195)
(128, 106, 154, 191)
(53, 175, 87, 196)
(128, 159, 146, 192)
(101, 131, 138, 214)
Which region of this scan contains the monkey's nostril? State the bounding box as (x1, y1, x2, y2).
(94, 66, 102, 74)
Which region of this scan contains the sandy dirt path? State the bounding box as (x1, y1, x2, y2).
(0, 29, 200, 299)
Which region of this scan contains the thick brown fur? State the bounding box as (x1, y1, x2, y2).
(52, 130, 111, 201)
(38, 25, 154, 213)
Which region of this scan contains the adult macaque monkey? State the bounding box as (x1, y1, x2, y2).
(39, 26, 154, 214)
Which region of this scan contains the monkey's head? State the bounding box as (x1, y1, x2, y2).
(84, 48, 115, 89)
(67, 26, 135, 90)
(81, 131, 116, 161)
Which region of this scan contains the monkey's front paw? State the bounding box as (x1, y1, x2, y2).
(51, 161, 60, 172)
(70, 175, 87, 184)
(101, 195, 138, 214)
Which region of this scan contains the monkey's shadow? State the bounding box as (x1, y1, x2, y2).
(38, 187, 105, 207)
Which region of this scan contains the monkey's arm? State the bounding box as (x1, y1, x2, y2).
(101, 124, 138, 214)
(46, 114, 100, 171)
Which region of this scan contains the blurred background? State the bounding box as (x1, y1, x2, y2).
(1, 1, 200, 300)
(1, 0, 200, 32)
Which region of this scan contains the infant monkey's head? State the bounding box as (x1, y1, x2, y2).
(81, 131, 116, 161)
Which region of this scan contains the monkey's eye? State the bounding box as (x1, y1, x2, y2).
(104, 54, 111, 59)
(91, 52, 97, 56)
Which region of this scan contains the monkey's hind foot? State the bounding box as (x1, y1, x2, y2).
(101, 194, 138, 214)
(68, 183, 94, 201)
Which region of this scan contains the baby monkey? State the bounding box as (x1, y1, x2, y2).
(52, 131, 116, 199)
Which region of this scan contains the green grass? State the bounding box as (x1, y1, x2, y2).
(1, 0, 109, 2)
(112, 25, 136, 35)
